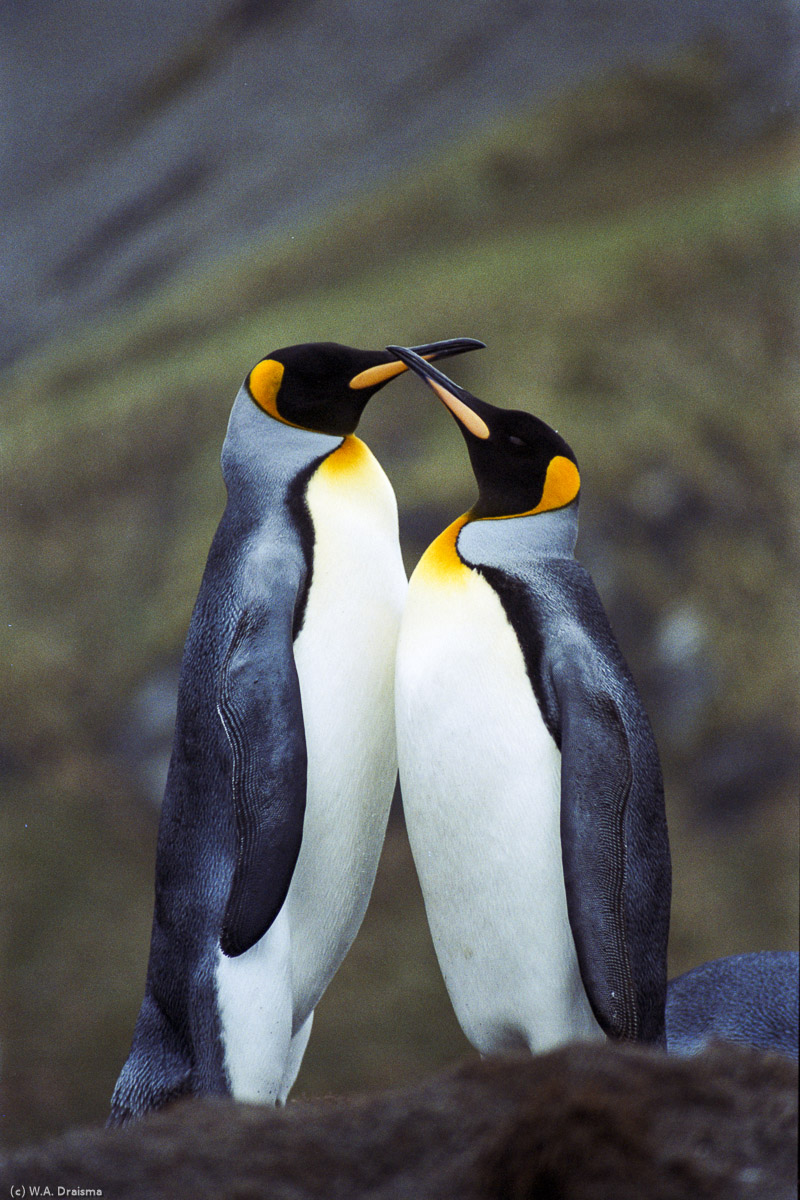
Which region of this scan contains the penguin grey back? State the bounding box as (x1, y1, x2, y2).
(667, 952, 799, 1059)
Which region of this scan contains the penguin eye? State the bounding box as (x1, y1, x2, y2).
(508, 435, 527, 449)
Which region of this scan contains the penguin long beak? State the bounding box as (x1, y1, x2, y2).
(385, 345, 491, 439)
(348, 337, 485, 391)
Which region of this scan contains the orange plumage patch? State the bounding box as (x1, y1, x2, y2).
(530, 455, 581, 516)
(248, 359, 287, 423)
(413, 514, 472, 586)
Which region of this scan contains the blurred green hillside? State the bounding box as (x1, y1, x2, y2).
(1, 45, 798, 1146)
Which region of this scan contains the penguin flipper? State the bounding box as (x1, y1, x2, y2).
(217, 604, 307, 958)
(554, 659, 639, 1041)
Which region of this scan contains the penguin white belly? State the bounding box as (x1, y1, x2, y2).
(286, 436, 407, 1025)
(396, 557, 603, 1055)
(217, 438, 405, 1096)
(215, 907, 294, 1103)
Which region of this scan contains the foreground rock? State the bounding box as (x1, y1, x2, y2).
(1, 1040, 796, 1199)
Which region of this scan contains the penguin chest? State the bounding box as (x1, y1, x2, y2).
(287, 437, 407, 1004)
(396, 561, 601, 1053)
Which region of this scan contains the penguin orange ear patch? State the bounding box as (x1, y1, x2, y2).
(248, 359, 286, 420)
(480, 454, 580, 522)
(533, 456, 581, 514)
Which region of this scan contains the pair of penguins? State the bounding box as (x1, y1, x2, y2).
(110, 339, 795, 1126)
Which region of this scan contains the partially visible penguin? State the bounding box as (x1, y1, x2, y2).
(389, 346, 671, 1055)
(110, 337, 484, 1125)
(667, 951, 799, 1060)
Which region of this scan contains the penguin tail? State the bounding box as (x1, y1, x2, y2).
(108, 994, 192, 1127)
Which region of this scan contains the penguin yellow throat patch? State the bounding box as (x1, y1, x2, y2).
(413, 514, 472, 587)
(413, 456, 580, 587)
(315, 433, 373, 480)
(311, 435, 396, 520)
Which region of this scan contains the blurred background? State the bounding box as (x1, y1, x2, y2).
(1, 0, 798, 1149)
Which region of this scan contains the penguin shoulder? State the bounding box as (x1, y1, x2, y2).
(468, 555, 597, 675)
(514, 556, 631, 684)
(240, 533, 302, 592)
(192, 522, 305, 670)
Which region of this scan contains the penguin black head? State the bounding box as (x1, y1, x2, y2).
(246, 339, 485, 437)
(387, 346, 581, 520)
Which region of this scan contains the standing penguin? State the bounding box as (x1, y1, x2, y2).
(389, 346, 670, 1055)
(110, 338, 484, 1125)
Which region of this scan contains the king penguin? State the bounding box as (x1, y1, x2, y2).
(389, 346, 671, 1056)
(666, 951, 799, 1060)
(109, 337, 484, 1125)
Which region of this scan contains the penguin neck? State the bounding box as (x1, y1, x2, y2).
(221, 388, 342, 510)
(457, 501, 579, 572)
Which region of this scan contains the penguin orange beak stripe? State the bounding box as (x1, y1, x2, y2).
(427, 379, 490, 439)
(384, 344, 491, 439)
(349, 354, 453, 391)
(348, 359, 412, 390)
(348, 337, 486, 390)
